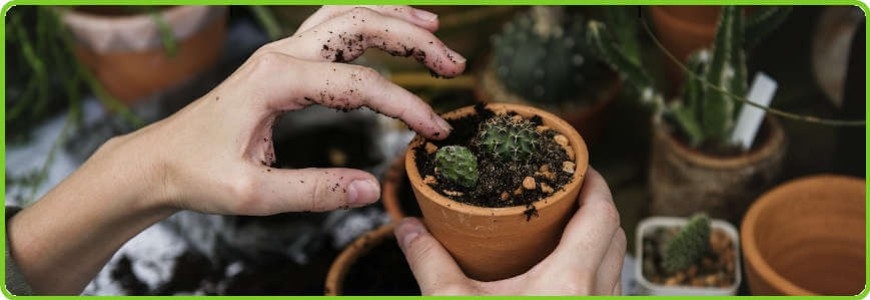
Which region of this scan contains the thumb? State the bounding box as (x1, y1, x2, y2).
(238, 166, 380, 215)
(395, 217, 469, 294)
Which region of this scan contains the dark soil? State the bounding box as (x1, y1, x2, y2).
(413, 103, 573, 208)
(340, 238, 420, 295)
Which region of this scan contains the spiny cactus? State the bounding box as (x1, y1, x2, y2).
(434, 145, 479, 188)
(473, 114, 542, 163)
(491, 6, 603, 104)
(587, 6, 791, 149)
(662, 214, 712, 273)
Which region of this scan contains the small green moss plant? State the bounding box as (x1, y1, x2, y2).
(662, 214, 712, 273)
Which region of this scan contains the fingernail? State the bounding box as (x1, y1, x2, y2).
(435, 117, 453, 137)
(413, 8, 438, 22)
(348, 179, 380, 206)
(444, 47, 467, 64)
(396, 218, 424, 248)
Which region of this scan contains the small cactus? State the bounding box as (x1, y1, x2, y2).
(491, 6, 602, 104)
(662, 214, 712, 273)
(434, 145, 479, 188)
(473, 115, 542, 163)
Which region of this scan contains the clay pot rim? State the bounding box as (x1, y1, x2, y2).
(653, 115, 786, 169)
(325, 223, 398, 296)
(405, 103, 589, 217)
(635, 216, 742, 295)
(740, 174, 866, 296)
(382, 154, 407, 221)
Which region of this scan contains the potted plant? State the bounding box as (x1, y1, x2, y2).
(60, 5, 228, 104)
(636, 214, 741, 295)
(741, 175, 865, 295)
(587, 6, 787, 222)
(405, 102, 589, 281)
(325, 223, 420, 295)
(477, 6, 622, 144)
(648, 6, 791, 94)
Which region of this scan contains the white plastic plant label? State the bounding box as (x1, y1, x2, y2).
(730, 72, 778, 150)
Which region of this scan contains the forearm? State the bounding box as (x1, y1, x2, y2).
(7, 136, 177, 295)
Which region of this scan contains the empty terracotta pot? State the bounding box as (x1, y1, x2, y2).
(62, 6, 227, 104)
(325, 223, 420, 295)
(648, 6, 720, 94)
(405, 103, 589, 281)
(741, 175, 866, 295)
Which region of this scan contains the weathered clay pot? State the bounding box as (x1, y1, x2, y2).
(325, 223, 419, 295)
(405, 103, 589, 281)
(741, 175, 866, 295)
(648, 116, 787, 223)
(62, 6, 228, 104)
(477, 63, 622, 145)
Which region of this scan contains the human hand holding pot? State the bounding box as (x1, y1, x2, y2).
(395, 168, 626, 295)
(7, 6, 465, 294)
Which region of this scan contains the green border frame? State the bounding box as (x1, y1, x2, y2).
(1, 1, 868, 299)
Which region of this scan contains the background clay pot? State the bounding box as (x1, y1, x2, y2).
(382, 154, 423, 221)
(62, 6, 228, 104)
(648, 116, 787, 224)
(325, 223, 419, 295)
(648, 6, 720, 94)
(741, 175, 865, 295)
(635, 216, 742, 296)
(405, 103, 589, 281)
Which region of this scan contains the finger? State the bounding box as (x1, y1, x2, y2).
(270, 7, 465, 77)
(233, 166, 380, 215)
(238, 53, 452, 140)
(594, 227, 626, 295)
(295, 5, 439, 34)
(395, 217, 470, 295)
(612, 280, 622, 295)
(551, 167, 621, 271)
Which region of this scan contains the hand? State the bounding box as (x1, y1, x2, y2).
(394, 168, 626, 295)
(7, 6, 465, 294)
(110, 5, 466, 215)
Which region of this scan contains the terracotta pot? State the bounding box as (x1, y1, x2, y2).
(648, 116, 787, 223)
(635, 216, 742, 295)
(325, 223, 419, 295)
(62, 6, 228, 104)
(477, 61, 621, 146)
(405, 103, 589, 281)
(648, 6, 720, 94)
(741, 175, 866, 295)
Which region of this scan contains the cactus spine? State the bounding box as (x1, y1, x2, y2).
(473, 114, 542, 163)
(662, 214, 712, 273)
(434, 145, 479, 188)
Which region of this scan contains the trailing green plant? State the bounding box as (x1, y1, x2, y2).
(490, 6, 609, 105)
(434, 145, 479, 188)
(586, 6, 791, 150)
(473, 114, 542, 163)
(662, 213, 711, 273)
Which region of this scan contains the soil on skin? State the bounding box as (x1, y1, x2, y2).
(413, 103, 573, 208)
(340, 238, 420, 295)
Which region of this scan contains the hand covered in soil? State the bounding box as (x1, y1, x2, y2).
(395, 168, 626, 295)
(7, 6, 464, 294)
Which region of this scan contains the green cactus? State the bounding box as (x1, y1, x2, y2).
(491, 6, 604, 104)
(434, 145, 479, 188)
(586, 6, 791, 149)
(662, 214, 712, 273)
(473, 114, 542, 163)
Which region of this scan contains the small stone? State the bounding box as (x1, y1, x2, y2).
(564, 146, 575, 160)
(513, 187, 524, 195)
(443, 190, 464, 197)
(423, 175, 437, 185)
(691, 277, 705, 287)
(510, 115, 524, 123)
(535, 125, 551, 133)
(553, 134, 569, 147)
(425, 142, 438, 154)
(329, 148, 348, 166)
(562, 161, 576, 174)
(540, 182, 554, 194)
(492, 107, 508, 115)
(704, 274, 718, 286)
(522, 176, 536, 190)
(500, 192, 510, 201)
